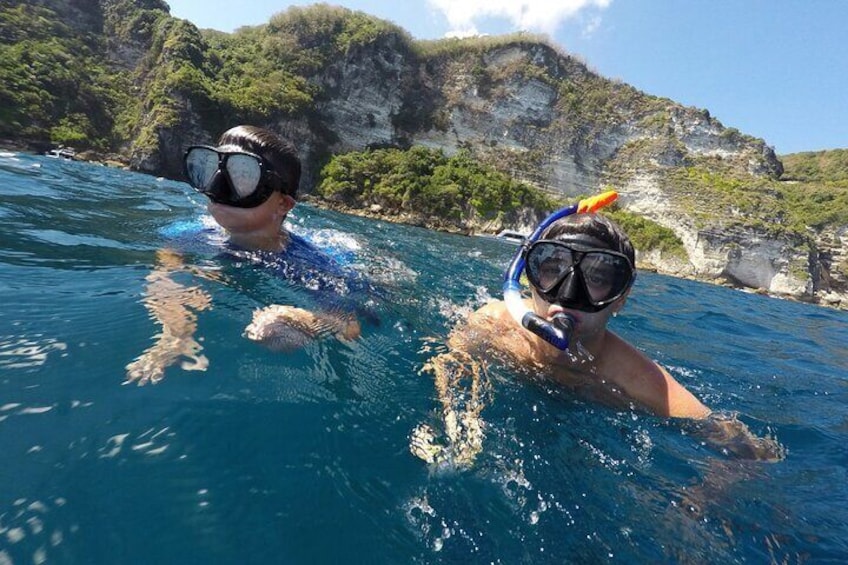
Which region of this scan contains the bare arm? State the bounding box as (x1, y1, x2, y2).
(605, 337, 785, 461)
(595, 332, 709, 419)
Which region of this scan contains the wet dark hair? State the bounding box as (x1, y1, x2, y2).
(217, 125, 301, 198)
(540, 213, 635, 265)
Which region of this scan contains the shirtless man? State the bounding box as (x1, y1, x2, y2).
(412, 208, 783, 467)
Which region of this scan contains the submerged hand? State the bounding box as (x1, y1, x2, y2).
(693, 412, 786, 462)
(244, 304, 360, 352)
(124, 333, 208, 385)
(127, 254, 212, 385)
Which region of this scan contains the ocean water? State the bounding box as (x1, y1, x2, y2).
(1, 152, 847, 564)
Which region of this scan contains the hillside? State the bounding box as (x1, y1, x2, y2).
(1, 1, 845, 308)
(781, 149, 848, 183)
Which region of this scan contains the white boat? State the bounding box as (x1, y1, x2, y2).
(495, 229, 527, 243)
(45, 148, 76, 160)
(478, 229, 527, 244)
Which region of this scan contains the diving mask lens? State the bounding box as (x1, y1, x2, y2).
(527, 243, 576, 292)
(580, 251, 632, 302)
(184, 146, 219, 191)
(224, 153, 263, 198)
(525, 241, 633, 306)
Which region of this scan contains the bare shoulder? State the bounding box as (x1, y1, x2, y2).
(601, 332, 660, 376)
(467, 300, 511, 326)
(448, 300, 532, 359)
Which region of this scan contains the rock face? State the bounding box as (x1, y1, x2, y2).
(240, 38, 843, 306)
(621, 172, 844, 305)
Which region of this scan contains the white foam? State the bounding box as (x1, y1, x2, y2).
(296, 227, 362, 252)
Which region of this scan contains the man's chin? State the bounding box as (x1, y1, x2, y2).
(208, 202, 240, 221)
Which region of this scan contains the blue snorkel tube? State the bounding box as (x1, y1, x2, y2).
(503, 190, 619, 350)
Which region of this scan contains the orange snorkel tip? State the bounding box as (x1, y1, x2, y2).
(576, 190, 618, 214)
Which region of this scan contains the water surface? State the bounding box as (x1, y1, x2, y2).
(1, 153, 847, 563)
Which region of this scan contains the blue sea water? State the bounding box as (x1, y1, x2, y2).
(1, 152, 847, 564)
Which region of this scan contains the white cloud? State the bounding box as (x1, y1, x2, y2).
(427, 0, 611, 37)
(445, 27, 483, 39)
(582, 14, 603, 37)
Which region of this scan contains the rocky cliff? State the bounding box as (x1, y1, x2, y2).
(3, 2, 845, 308)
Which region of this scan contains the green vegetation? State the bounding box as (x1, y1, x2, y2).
(316, 146, 557, 226)
(0, 2, 408, 151)
(412, 31, 550, 59)
(781, 149, 848, 182)
(202, 4, 410, 122)
(203, 27, 313, 123)
(774, 180, 848, 229)
(0, 3, 133, 149)
(265, 4, 411, 74)
(102, 0, 170, 44)
(605, 207, 688, 259)
(663, 164, 848, 233)
(776, 150, 848, 231)
(664, 166, 790, 233)
(129, 17, 220, 153)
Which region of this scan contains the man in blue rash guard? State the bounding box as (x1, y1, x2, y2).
(126, 126, 371, 385)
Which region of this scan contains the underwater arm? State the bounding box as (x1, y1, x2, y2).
(125, 249, 211, 385)
(409, 307, 504, 469)
(644, 360, 785, 461)
(410, 347, 489, 470)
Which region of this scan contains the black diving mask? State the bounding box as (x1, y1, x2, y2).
(183, 145, 284, 208)
(525, 237, 635, 312)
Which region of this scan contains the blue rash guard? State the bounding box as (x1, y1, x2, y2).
(158, 218, 379, 322)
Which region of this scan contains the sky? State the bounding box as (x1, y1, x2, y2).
(165, 0, 846, 155)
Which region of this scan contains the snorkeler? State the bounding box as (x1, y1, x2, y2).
(126, 126, 365, 385)
(411, 192, 784, 467)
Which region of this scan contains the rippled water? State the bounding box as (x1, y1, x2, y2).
(1, 152, 847, 563)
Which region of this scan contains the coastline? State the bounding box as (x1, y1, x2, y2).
(0, 143, 130, 169)
(303, 196, 847, 312)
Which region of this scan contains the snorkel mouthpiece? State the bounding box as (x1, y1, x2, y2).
(520, 312, 577, 350)
(502, 190, 618, 350)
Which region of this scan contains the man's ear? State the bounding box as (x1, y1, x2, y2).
(277, 194, 295, 215)
(271, 193, 296, 224)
